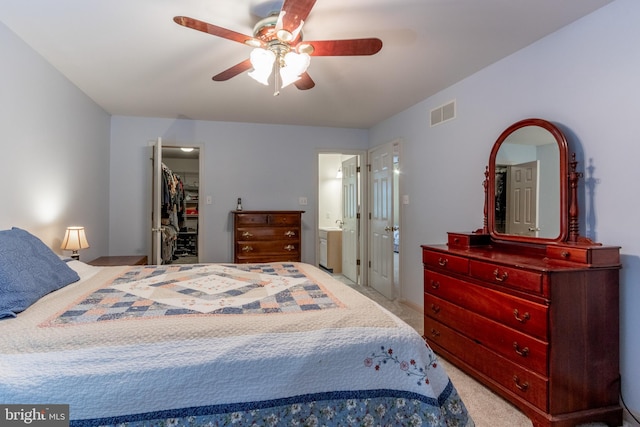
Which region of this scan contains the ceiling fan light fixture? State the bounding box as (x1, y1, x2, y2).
(245, 38, 263, 48)
(276, 29, 293, 42)
(248, 48, 276, 85)
(280, 51, 310, 88)
(297, 43, 314, 55)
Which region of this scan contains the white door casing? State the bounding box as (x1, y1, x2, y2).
(151, 137, 162, 265)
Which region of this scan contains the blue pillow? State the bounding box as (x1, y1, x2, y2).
(0, 227, 80, 319)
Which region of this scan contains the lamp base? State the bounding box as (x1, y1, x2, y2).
(71, 251, 80, 261)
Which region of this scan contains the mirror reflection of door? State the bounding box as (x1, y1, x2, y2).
(505, 160, 538, 236)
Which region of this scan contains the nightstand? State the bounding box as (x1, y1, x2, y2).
(88, 255, 148, 266)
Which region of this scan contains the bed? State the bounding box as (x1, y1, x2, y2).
(0, 228, 473, 426)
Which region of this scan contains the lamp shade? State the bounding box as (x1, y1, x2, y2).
(61, 226, 90, 251)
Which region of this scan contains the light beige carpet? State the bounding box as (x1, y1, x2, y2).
(342, 279, 630, 427)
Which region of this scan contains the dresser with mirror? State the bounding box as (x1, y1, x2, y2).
(421, 118, 621, 426)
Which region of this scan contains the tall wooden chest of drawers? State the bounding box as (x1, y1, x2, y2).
(422, 234, 621, 427)
(232, 210, 304, 263)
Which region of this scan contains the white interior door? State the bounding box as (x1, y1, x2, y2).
(506, 160, 538, 236)
(341, 156, 359, 283)
(369, 142, 394, 299)
(151, 137, 162, 265)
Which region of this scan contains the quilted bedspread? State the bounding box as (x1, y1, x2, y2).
(0, 262, 473, 427)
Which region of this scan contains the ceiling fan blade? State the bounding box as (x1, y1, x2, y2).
(277, 0, 317, 38)
(294, 72, 315, 90)
(174, 16, 263, 47)
(212, 59, 253, 81)
(302, 38, 383, 56)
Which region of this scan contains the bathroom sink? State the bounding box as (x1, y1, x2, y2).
(319, 227, 342, 231)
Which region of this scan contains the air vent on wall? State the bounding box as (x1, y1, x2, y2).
(430, 100, 456, 127)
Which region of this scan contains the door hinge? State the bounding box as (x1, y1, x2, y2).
(367, 164, 371, 172)
(357, 166, 361, 173)
(356, 213, 360, 219)
(356, 259, 361, 266)
(368, 260, 371, 268)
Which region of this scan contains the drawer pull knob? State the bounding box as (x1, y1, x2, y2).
(430, 280, 440, 290)
(285, 230, 296, 237)
(430, 304, 441, 314)
(430, 328, 440, 337)
(513, 342, 530, 357)
(513, 376, 529, 391)
(493, 269, 509, 282)
(241, 245, 253, 252)
(284, 244, 295, 251)
(513, 309, 530, 323)
(242, 231, 254, 238)
(437, 258, 448, 267)
(561, 251, 570, 258)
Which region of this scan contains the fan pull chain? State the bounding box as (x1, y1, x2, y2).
(273, 59, 280, 96)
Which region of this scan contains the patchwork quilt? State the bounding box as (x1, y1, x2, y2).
(0, 262, 473, 427)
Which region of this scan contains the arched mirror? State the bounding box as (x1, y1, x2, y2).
(488, 118, 569, 243)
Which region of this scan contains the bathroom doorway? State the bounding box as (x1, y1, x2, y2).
(317, 151, 367, 285)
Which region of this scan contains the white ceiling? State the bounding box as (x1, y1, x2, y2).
(0, 0, 614, 129)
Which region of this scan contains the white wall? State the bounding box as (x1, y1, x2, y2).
(0, 21, 111, 260)
(370, 0, 640, 417)
(109, 117, 368, 264)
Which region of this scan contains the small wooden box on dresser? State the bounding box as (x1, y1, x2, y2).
(232, 210, 304, 263)
(421, 119, 622, 427)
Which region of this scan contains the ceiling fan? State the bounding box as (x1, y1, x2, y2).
(173, 0, 383, 95)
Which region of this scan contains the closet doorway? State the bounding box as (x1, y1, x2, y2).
(152, 138, 201, 265)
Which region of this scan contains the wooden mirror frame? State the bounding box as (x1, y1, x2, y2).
(485, 118, 571, 244)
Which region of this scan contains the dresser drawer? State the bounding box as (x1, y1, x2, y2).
(235, 254, 300, 263)
(422, 249, 469, 275)
(236, 241, 299, 256)
(236, 227, 299, 241)
(234, 212, 302, 226)
(425, 294, 548, 375)
(268, 213, 302, 226)
(425, 317, 548, 411)
(546, 244, 620, 266)
(235, 213, 270, 225)
(447, 232, 491, 249)
(469, 260, 543, 294)
(424, 270, 548, 340)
